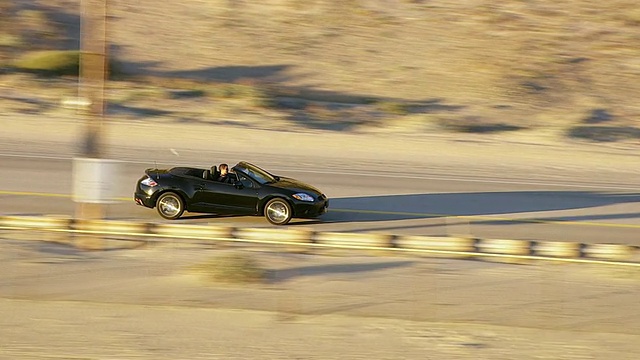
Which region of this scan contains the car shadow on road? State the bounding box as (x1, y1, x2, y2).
(266, 260, 414, 283)
(315, 191, 640, 224)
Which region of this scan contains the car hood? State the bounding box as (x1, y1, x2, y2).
(269, 177, 323, 196)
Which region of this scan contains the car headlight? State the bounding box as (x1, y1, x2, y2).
(292, 193, 314, 202)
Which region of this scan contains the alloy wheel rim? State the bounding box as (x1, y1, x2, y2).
(267, 202, 288, 223)
(160, 196, 180, 217)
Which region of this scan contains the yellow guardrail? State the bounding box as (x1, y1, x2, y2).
(0, 215, 638, 267)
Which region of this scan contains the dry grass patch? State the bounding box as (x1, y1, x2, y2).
(108, 86, 169, 104)
(0, 33, 22, 47)
(189, 252, 267, 284)
(12, 50, 121, 77)
(12, 50, 80, 76)
(375, 101, 411, 116)
(567, 126, 640, 142)
(437, 115, 525, 134)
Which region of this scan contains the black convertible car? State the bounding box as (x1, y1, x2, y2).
(134, 161, 328, 225)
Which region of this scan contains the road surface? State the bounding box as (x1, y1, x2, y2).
(2, 115, 639, 244)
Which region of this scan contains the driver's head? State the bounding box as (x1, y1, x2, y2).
(219, 163, 229, 174)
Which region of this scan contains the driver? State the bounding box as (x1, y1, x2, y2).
(217, 163, 233, 184)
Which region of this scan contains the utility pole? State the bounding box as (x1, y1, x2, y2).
(79, 0, 107, 160)
(73, 0, 109, 248)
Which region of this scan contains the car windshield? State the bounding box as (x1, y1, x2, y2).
(233, 162, 277, 185)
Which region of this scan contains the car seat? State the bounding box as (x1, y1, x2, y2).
(202, 169, 210, 180)
(210, 165, 219, 181)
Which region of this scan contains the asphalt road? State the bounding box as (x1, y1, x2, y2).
(2, 153, 640, 244)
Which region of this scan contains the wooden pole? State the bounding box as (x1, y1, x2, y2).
(79, 0, 107, 159)
(75, 0, 108, 248)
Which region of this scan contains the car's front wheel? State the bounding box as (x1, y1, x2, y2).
(264, 198, 292, 225)
(156, 192, 184, 220)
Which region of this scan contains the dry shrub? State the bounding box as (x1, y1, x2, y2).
(376, 101, 410, 115)
(567, 126, 640, 142)
(13, 50, 80, 75)
(190, 252, 267, 284)
(437, 115, 524, 134)
(12, 50, 120, 77)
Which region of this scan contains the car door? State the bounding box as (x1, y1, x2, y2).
(196, 175, 259, 214)
(189, 178, 226, 212)
(214, 173, 260, 214)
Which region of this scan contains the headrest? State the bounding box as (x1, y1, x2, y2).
(203, 169, 211, 179)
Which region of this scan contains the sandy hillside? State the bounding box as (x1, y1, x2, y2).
(2, 0, 640, 142)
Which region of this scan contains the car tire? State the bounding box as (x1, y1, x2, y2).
(264, 198, 292, 225)
(156, 192, 185, 220)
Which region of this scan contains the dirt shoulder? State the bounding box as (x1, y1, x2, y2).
(2, 298, 638, 360)
(1, 240, 639, 359)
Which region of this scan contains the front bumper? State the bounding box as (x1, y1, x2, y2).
(293, 198, 329, 218)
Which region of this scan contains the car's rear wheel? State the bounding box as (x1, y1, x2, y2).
(264, 198, 292, 225)
(156, 192, 184, 220)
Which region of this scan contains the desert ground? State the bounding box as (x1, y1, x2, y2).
(2, 0, 640, 145)
(1, 239, 639, 359)
(2, 1, 640, 359)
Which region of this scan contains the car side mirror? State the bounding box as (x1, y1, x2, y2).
(234, 181, 244, 189)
